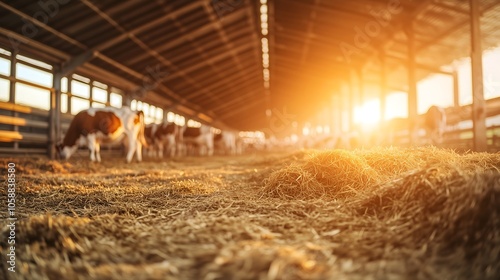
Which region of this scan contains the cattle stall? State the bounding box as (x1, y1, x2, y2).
(1, 1, 500, 279)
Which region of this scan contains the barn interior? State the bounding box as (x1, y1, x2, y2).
(1, 0, 500, 279)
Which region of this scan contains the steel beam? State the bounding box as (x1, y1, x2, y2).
(469, 0, 487, 151)
(0, 2, 86, 49)
(379, 51, 386, 122)
(49, 70, 62, 159)
(90, 1, 203, 53)
(406, 22, 418, 145)
(453, 69, 459, 108)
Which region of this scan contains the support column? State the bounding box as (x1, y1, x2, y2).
(9, 51, 18, 150)
(89, 79, 94, 107)
(49, 69, 62, 159)
(380, 51, 387, 122)
(67, 76, 72, 114)
(356, 68, 365, 109)
(342, 83, 350, 133)
(470, 0, 487, 151)
(349, 70, 357, 132)
(106, 87, 112, 107)
(406, 22, 418, 145)
(452, 69, 459, 108)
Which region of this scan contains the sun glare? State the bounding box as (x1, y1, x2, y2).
(354, 99, 380, 127)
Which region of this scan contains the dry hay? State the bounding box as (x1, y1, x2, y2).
(262, 146, 465, 200)
(1, 148, 500, 279)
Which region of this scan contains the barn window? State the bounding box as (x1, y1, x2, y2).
(61, 77, 68, 93)
(0, 78, 9, 101)
(92, 81, 107, 89)
(0, 48, 10, 56)
(0, 57, 10, 76)
(16, 63, 53, 88)
(92, 87, 107, 103)
(155, 108, 163, 123)
(15, 83, 50, 110)
(71, 80, 90, 98)
(174, 114, 185, 126)
(167, 112, 175, 122)
(72, 74, 90, 83)
(71, 97, 90, 115)
(61, 93, 68, 113)
(92, 102, 106, 108)
(110, 93, 122, 108)
(187, 119, 201, 127)
(16, 54, 52, 70)
(136, 101, 143, 111)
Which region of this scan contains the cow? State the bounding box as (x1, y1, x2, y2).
(144, 122, 178, 158)
(214, 131, 237, 155)
(56, 106, 147, 163)
(379, 106, 447, 146)
(422, 105, 447, 145)
(179, 125, 214, 156)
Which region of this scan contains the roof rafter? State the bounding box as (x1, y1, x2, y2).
(90, 1, 203, 52)
(127, 7, 248, 66)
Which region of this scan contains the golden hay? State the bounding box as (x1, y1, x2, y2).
(261, 147, 485, 200)
(1, 148, 499, 279)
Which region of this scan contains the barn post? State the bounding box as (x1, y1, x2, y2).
(469, 0, 487, 152)
(452, 69, 460, 109)
(329, 94, 335, 135)
(49, 68, 62, 159)
(356, 67, 364, 110)
(89, 79, 94, 107)
(67, 76, 72, 114)
(343, 82, 350, 134)
(332, 93, 340, 136)
(106, 86, 112, 106)
(349, 69, 357, 132)
(9, 50, 18, 151)
(379, 51, 387, 123)
(406, 21, 418, 145)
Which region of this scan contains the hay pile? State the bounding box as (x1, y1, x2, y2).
(262, 147, 500, 279)
(262, 146, 480, 200)
(1, 148, 500, 279)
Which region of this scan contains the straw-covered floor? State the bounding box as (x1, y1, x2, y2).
(1, 146, 499, 279)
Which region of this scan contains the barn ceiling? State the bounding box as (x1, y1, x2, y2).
(1, 0, 500, 132)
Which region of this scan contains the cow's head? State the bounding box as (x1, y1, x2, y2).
(56, 143, 77, 160)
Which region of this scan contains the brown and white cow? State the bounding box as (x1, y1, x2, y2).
(56, 106, 147, 163)
(380, 106, 447, 146)
(179, 125, 214, 156)
(214, 131, 237, 155)
(144, 122, 178, 157)
(422, 105, 447, 145)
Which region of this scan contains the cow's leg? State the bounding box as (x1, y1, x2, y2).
(157, 141, 164, 158)
(148, 145, 155, 157)
(126, 136, 136, 163)
(87, 134, 97, 162)
(207, 135, 214, 156)
(169, 137, 176, 157)
(95, 142, 101, 162)
(136, 140, 143, 162)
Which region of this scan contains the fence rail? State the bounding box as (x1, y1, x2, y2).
(0, 101, 122, 157)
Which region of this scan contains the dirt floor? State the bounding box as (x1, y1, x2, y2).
(1, 147, 500, 280)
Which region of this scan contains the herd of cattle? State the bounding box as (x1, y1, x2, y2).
(56, 105, 447, 163)
(56, 106, 240, 163)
